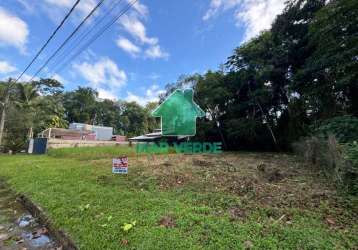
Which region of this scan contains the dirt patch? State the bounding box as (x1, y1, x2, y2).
(158, 216, 176, 228)
(243, 240, 254, 249)
(161, 161, 173, 167)
(226, 176, 258, 196)
(227, 206, 247, 221)
(132, 155, 195, 189)
(192, 159, 215, 167)
(256, 163, 286, 182)
(120, 239, 129, 246)
(157, 174, 191, 189)
(127, 152, 357, 228)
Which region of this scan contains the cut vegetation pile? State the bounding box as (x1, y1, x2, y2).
(0, 146, 357, 249)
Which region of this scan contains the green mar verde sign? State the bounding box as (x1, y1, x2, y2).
(152, 89, 205, 136)
(136, 88, 222, 155)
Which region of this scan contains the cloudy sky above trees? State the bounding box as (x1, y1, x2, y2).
(0, 0, 285, 104)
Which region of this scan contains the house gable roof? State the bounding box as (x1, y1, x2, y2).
(152, 89, 205, 117)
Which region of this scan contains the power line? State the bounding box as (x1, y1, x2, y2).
(1, 0, 82, 146)
(16, 0, 81, 82)
(29, 0, 106, 81)
(51, 0, 138, 77)
(48, 0, 123, 72)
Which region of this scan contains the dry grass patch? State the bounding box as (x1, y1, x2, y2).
(121, 152, 357, 229)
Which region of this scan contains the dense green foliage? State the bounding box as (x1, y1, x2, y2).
(1, 0, 357, 153)
(160, 0, 357, 151)
(0, 82, 159, 151)
(313, 116, 358, 143)
(0, 79, 68, 151)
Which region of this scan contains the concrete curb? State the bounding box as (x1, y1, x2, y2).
(0, 179, 77, 250)
(17, 195, 78, 250)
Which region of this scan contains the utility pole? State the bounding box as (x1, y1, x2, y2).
(0, 79, 13, 146)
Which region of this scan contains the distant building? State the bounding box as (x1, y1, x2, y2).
(38, 128, 95, 140)
(35, 124, 125, 150)
(69, 123, 113, 141)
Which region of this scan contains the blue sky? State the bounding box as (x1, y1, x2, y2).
(0, 0, 285, 105)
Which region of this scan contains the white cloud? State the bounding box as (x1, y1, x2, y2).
(203, 0, 285, 41)
(52, 73, 67, 84)
(20, 73, 39, 82)
(117, 1, 169, 60)
(0, 7, 29, 52)
(126, 84, 165, 106)
(235, 0, 285, 41)
(119, 14, 158, 45)
(44, 0, 97, 19)
(126, 92, 141, 103)
(73, 57, 127, 100)
(116, 37, 141, 57)
(74, 57, 127, 88)
(203, 0, 241, 20)
(97, 88, 117, 100)
(129, 0, 149, 17)
(76, 0, 97, 16)
(0, 60, 17, 74)
(16, 0, 35, 13)
(145, 45, 169, 59)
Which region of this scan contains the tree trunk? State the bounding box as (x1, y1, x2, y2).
(206, 106, 227, 149)
(256, 101, 279, 150)
(216, 121, 227, 150)
(247, 83, 279, 151)
(0, 91, 9, 146)
(28, 127, 33, 139)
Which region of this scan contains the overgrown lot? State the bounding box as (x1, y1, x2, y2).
(1, 146, 357, 249)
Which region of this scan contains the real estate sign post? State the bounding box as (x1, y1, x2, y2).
(112, 157, 128, 174)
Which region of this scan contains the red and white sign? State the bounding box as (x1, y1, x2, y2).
(112, 156, 128, 174)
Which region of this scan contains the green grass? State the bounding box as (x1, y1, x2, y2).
(47, 145, 138, 160)
(0, 147, 357, 249)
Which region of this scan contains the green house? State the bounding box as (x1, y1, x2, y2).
(152, 89, 205, 136)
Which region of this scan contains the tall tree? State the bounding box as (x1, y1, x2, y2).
(145, 102, 160, 133)
(297, 0, 358, 117)
(195, 71, 230, 148)
(94, 99, 122, 133)
(63, 87, 98, 124)
(16, 83, 40, 138)
(119, 102, 149, 137)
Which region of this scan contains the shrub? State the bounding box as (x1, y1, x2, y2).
(313, 115, 358, 143)
(342, 142, 358, 195)
(293, 136, 357, 195)
(3, 133, 27, 153)
(2, 105, 30, 153)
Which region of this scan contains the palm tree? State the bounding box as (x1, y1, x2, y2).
(16, 83, 40, 139)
